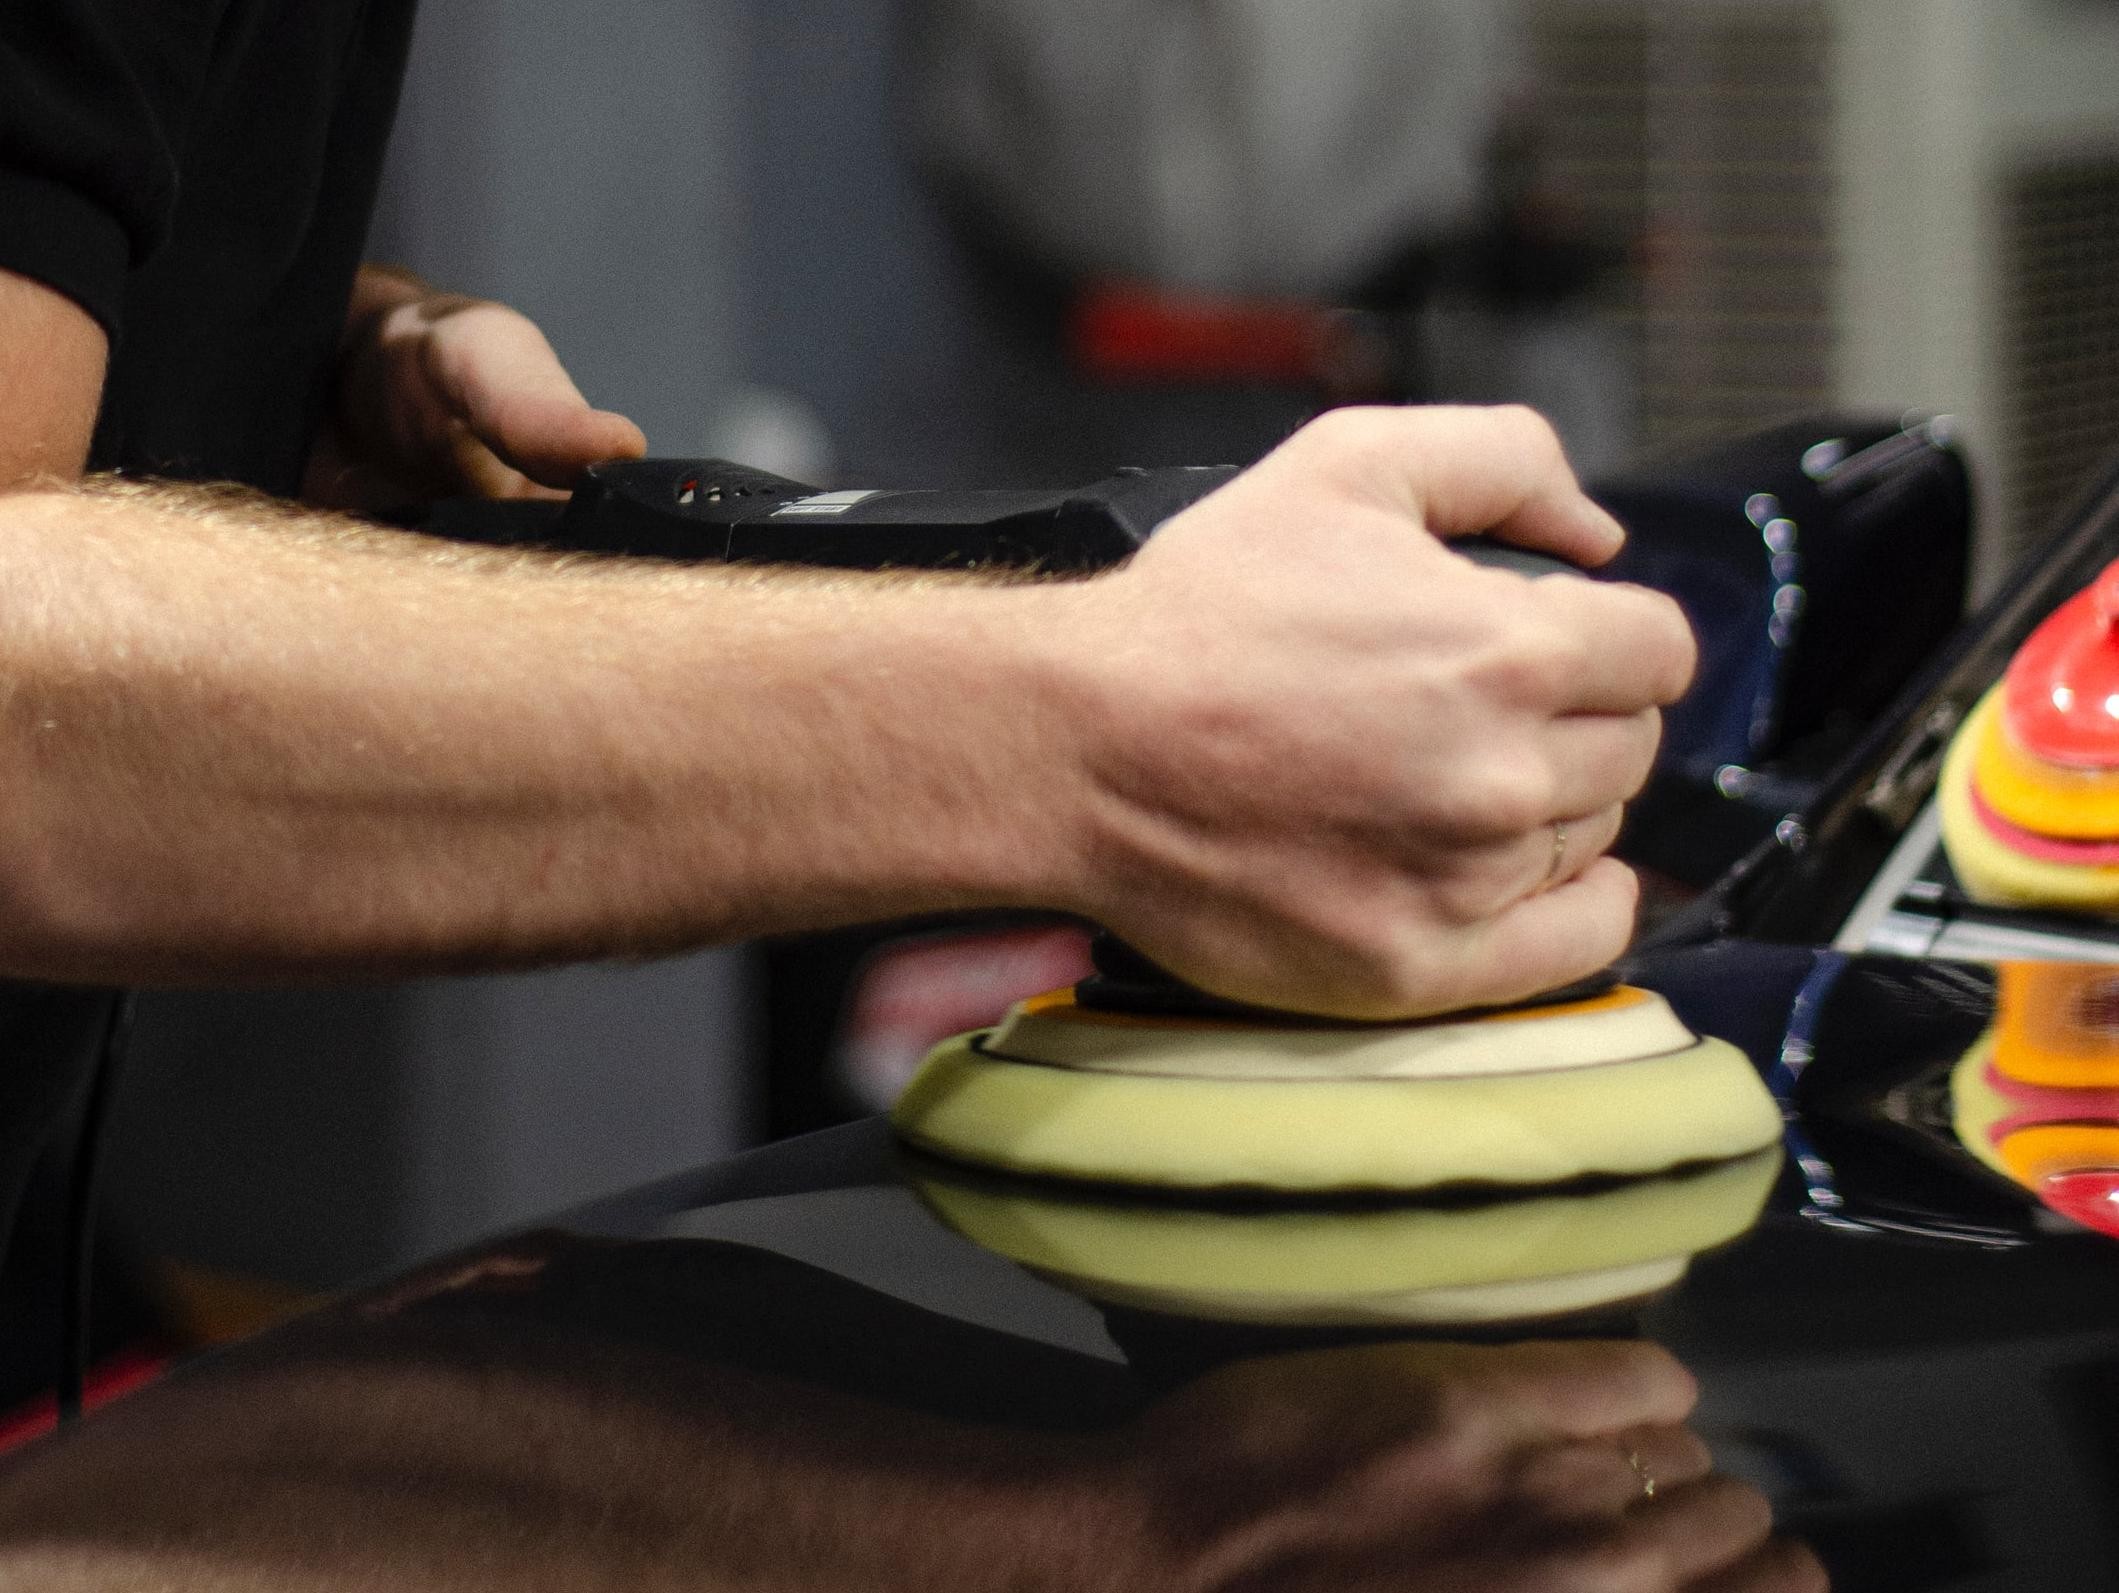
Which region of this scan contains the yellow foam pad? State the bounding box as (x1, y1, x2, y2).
(1949, 1031, 2014, 1183)
(911, 1150, 1779, 1326)
(1940, 689, 2119, 910)
(891, 1031, 1781, 1194)
(1973, 692, 2119, 838)
(1077, 1260, 1691, 1326)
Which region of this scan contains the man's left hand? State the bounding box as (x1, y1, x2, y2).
(303, 262, 646, 509)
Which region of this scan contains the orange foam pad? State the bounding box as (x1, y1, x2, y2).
(1990, 963, 2119, 1089)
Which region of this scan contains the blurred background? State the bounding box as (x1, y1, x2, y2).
(73, 0, 2119, 1338)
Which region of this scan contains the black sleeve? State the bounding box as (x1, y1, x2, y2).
(0, 1, 230, 338)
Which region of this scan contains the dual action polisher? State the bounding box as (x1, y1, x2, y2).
(546, 458, 1782, 1194)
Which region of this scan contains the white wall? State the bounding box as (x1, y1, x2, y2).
(1834, 0, 2119, 587)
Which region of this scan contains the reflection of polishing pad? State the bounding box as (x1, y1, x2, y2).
(911, 1150, 1780, 1326)
(1941, 688, 2119, 910)
(1950, 971, 2119, 1238)
(1988, 963, 2119, 1088)
(890, 986, 1781, 1194)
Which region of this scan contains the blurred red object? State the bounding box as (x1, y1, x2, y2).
(835, 923, 1095, 1110)
(0, 1346, 167, 1453)
(1072, 281, 1374, 388)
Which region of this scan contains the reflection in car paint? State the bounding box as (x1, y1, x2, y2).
(0, 1231, 1815, 1593)
(908, 1147, 1780, 1332)
(1952, 962, 2119, 1237)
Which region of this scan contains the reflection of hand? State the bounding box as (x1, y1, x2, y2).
(302, 263, 646, 509)
(1117, 1340, 1822, 1593)
(0, 1275, 1817, 1593)
(1047, 405, 1698, 1019)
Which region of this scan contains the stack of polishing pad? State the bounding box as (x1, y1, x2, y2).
(890, 983, 1781, 1195)
(1952, 961, 2119, 1239)
(1941, 559, 2119, 910)
(911, 1150, 1780, 1327)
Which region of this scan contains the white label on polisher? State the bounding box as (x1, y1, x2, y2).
(772, 491, 882, 516)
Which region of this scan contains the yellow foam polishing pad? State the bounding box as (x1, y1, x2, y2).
(1975, 692, 2119, 839)
(1950, 1025, 2119, 1176)
(983, 984, 1694, 1080)
(1940, 689, 2119, 910)
(890, 995, 1781, 1194)
(910, 1149, 1780, 1326)
(1948, 1031, 2015, 1183)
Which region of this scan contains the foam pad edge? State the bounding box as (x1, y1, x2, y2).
(891, 1034, 1781, 1193)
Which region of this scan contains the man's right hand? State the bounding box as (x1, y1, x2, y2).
(1116, 1339, 1822, 1593)
(1040, 405, 1698, 1020)
(0, 404, 1690, 993)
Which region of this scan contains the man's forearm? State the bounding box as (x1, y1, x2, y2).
(0, 407, 1694, 1018)
(0, 479, 1092, 984)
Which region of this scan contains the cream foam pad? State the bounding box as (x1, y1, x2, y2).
(890, 988, 1782, 1194)
(983, 983, 1696, 1080)
(1940, 688, 2119, 911)
(910, 1149, 1780, 1327)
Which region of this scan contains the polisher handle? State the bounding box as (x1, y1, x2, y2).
(532, 459, 1598, 1020)
(546, 458, 1584, 581)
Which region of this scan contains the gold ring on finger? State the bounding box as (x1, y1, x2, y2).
(1545, 822, 1570, 886)
(1624, 1447, 1657, 1503)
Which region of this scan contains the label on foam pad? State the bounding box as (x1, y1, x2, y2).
(981, 986, 1697, 1081)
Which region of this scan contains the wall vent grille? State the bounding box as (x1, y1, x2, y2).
(2001, 155, 2119, 549)
(1529, 0, 1837, 456)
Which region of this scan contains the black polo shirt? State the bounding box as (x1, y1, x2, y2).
(0, 0, 421, 1345)
(0, 0, 419, 493)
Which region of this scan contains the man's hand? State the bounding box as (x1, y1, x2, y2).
(0, 266, 109, 487)
(302, 263, 646, 509)
(1118, 1339, 1822, 1593)
(0, 1280, 1820, 1593)
(0, 405, 1684, 994)
(1044, 405, 1698, 1019)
